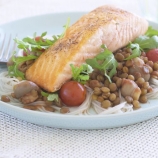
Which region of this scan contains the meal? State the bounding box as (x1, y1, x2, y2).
(1, 5, 158, 115)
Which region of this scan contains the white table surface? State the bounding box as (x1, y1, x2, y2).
(0, 0, 158, 157)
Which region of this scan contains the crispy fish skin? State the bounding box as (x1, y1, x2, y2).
(25, 5, 148, 92)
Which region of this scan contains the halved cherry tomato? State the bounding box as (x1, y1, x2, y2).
(59, 81, 86, 107)
(146, 49, 158, 62)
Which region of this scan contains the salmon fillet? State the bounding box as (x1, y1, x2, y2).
(25, 5, 148, 92)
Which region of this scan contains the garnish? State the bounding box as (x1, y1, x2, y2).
(145, 26, 158, 37)
(15, 18, 70, 54)
(86, 45, 118, 82)
(59, 17, 70, 39)
(8, 53, 37, 79)
(14, 32, 57, 54)
(133, 35, 158, 50)
(41, 91, 59, 102)
(8, 19, 70, 79)
(125, 26, 158, 60)
(70, 63, 93, 84)
(125, 43, 141, 60)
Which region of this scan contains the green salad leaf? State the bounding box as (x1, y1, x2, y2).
(70, 63, 93, 84)
(125, 43, 141, 60)
(133, 35, 158, 50)
(15, 18, 70, 54)
(125, 26, 158, 60)
(145, 26, 158, 37)
(86, 45, 118, 82)
(59, 17, 70, 39)
(41, 91, 59, 102)
(47, 93, 59, 102)
(15, 32, 58, 53)
(8, 53, 37, 79)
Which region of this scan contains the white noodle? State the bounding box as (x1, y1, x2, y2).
(146, 78, 158, 99)
(0, 71, 157, 115)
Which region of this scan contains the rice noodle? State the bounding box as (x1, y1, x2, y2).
(146, 78, 158, 99)
(92, 90, 133, 115)
(0, 71, 157, 115)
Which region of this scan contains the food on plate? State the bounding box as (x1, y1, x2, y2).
(25, 5, 148, 92)
(1, 5, 158, 115)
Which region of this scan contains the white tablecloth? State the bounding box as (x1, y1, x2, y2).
(0, 0, 158, 157)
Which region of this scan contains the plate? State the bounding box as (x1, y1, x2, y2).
(0, 12, 158, 129)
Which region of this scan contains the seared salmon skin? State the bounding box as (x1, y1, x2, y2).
(25, 5, 148, 92)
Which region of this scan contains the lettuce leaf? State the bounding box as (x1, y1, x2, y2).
(70, 63, 93, 84)
(86, 45, 117, 82)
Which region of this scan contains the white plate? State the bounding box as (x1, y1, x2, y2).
(0, 12, 158, 129)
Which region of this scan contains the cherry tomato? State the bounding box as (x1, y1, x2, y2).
(59, 81, 87, 107)
(146, 49, 158, 62)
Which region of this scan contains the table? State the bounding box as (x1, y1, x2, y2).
(0, 0, 158, 157)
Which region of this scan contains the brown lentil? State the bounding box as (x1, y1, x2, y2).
(92, 94, 98, 100)
(101, 100, 112, 109)
(148, 66, 153, 73)
(1, 95, 10, 102)
(109, 83, 117, 92)
(141, 88, 147, 95)
(124, 53, 131, 58)
(104, 80, 110, 87)
(23, 105, 37, 110)
(115, 53, 125, 62)
(134, 72, 142, 80)
(93, 87, 102, 95)
(89, 80, 101, 89)
(116, 78, 122, 88)
(125, 60, 133, 67)
(112, 76, 119, 82)
(126, 48, 132, 54)
(125, 96, 133, 104)
(97, 96, 104, 102)
(151, 71, 158, 78)
(45, 100, 53, 106)
(147, 86, 153, 93)
(97, 75, 105, 82)
(122, 66, 129, 73)
(113, 91, 119, 97)
(60, 107, 70, 114)
(109, 93, 116, 101)
(136, 77, 145, 86)
(139, 95, 147, 103)
(142, 82, 149, 89)
(146, 61, 154, 68)
(132, 100, 141, 109)
(113, 97, 120, 106)
(102, 92, 110, 99)
(101, 87, 110, 93)
(153, 63, 158, 71)
(117, 62, 123, 70)
(128, 75, 135, 81)
(90, 72, 98, 80)
(44, 106, 55, 112)
(119, 73, 128, 79)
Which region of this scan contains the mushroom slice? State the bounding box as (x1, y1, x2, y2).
(13, 81, 40, 99)
(121, 79, 141, 100)
(129, 57, 150, 81)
